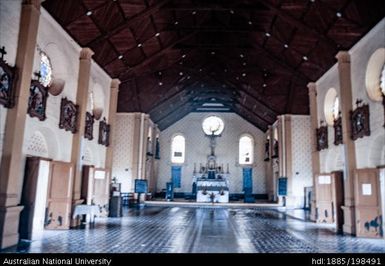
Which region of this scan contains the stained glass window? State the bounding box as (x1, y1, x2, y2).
(380, 64, 385, 95)
(39, 51, 53, 87)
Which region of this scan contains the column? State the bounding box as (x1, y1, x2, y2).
(0, 0, 41, 249)
(307, 82, 320, 222)
(336, 51, 357, 235)
(70, 48, 94, 206)
(269, 126, 275, 201)
(105, 79, 120, 184)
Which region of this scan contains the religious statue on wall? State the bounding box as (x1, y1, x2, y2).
(155, 137, 160, 159)
(333, 116, 343, 146)
(59, 97, 78, 133)
(84, 111, 94, 140)
(27, 79, 48, 121)
(272, 139, 279, 158)
(98, 117, 110, 146)
(146, 136, 153, 156)
(350, 100, 370, 140)
(0, 46, 16, 108)
(316, 124, 328, 151)
(264, 139, 270, 161)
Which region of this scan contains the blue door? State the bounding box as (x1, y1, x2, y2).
(243, 168, 253, 191)
(243, 168, 254, 203)
(171, 166, 182, 188)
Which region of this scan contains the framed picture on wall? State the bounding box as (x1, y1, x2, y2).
(316, 126, 328, 151)
(0, 46, 16, 108)
(98, 118, 110, 146)
(27, 80, 48, 121)
(350, 101, 370, 140)
(59, 97, 79, 133)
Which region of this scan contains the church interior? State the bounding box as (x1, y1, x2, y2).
(0, 0, 384, 254)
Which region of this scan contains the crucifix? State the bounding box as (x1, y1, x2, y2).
(34, 71, 42, 80)
(0, 46, 7, 60)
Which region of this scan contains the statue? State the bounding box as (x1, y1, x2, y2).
(155, 137, 160, 159)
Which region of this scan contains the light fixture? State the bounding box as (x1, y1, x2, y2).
(236, 76, 239, 80)
(174, 21, 179, 25)
(248, 21, 253, 25)
(230, 10, 234, 14)
(187, 76, 191, 79)
(182, 54, 186, 58)
(336, 12, 342, 17)
(242, 73, 246, 77)
(265, 32, 271, 37)
(179, 61, 183, 65)
(263, 83, 267, 87)
(199, 69, 202, 72)
(192, 11, 196, 15)
(303, 55, 308, 61)
(158, 82, 163, 86)
(155, 32, 160, 37)
(211, 51, 215, 55)
(118, 55, 123, 60)
(242, 62, 247, 66)
(137, 43, 142, 47)
(179, 72, 183, 76)
(284, 44, 289, 48)
(86, 11, 92, 16)
(224, 69, 228, 72)
(240, 54, 244, 58)
(158, 71, 162, 75)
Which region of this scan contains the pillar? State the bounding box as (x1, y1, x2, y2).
(336, 51, 357, 235)
(0, 0, 41, 249)
(307, 82, 320, 222)
(70, 48, 94, 206)
(105, 79, 120, 184)
(269, 125, 275, 201)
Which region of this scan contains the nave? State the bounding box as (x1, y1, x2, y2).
(3, 207, 385, 253)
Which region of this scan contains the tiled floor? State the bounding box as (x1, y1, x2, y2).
(2, 206, 385, 253)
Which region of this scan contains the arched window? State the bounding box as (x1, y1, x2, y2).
(171, 135, 185, 163)
(39, 51, 53, 87)
(332, 96, 339, 120)
(380, 64, 385, 95)
(239, 135, 254, 164)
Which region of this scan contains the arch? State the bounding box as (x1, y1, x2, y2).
(368, 132, 385, 167)
(38, 126, 60, 159)
(239, 134, 254, 165)
(41, 42, 71, 96)
(171, 134, 185, 164)
(325, 146, 344, 172)
(324, 87, 338, 126)
(365, 48, 385, 102)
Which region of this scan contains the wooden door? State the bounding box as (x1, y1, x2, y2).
(354, 168, 382, 238)
(45, 161, 74, 229)
(316, 174, 333, 223)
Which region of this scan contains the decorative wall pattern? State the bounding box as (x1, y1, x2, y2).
(157, 113, 267, 194)
(111, 114, 136, 193)
(290, 116, 313, 208)
(25, 131, 48, 158)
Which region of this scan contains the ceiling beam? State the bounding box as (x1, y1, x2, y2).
(254, 0, 338, 49)
(85, 0, 171, 47)
(119, 31, 199, 80)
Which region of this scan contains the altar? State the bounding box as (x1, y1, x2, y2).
(196, 178, 229, 203)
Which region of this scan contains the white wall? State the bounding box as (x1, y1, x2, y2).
(290, 115, 313, 207)
(157, 112, 267, 195)
(0, 2, 112, 199)
(316, 19, 385, 172)
(21, 8, 111, 168)
(0, 0, 22, 159)
(111, 113, 136, 193)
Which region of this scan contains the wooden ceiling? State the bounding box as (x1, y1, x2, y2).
(43, 0, 385, 131)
